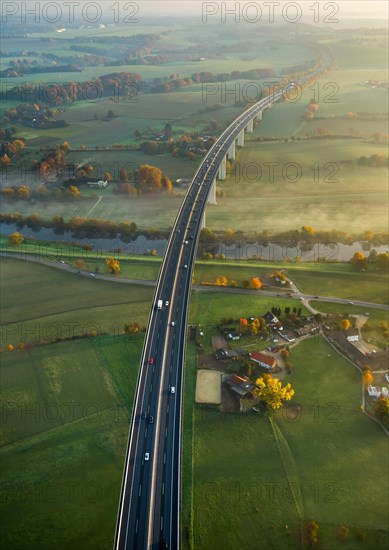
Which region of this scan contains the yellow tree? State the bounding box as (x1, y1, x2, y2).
(9, 232, 24, 245)
(341, 319, 350, 331)
(362, 370, 373, 387)
(249, 277, 262, 289)
(106, 257, 120, 274)
(253, 373, 295, 411)
(215, 275, 228, 286)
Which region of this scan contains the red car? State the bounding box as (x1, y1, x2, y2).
(148, 357, 154, 365)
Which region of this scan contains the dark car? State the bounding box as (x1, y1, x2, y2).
(148, 415, 154, 424)
(141, 412, 147, 419)
(160, 540, 168, 550)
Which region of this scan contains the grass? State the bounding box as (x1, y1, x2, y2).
(0, 333, 143, 549)
(189, 336, 389, 549)
(0, 259, 153, 347)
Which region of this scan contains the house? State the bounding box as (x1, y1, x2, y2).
(295, 323, 320, 337)
(225, 374, 255, 398)
(214, 348, 239, 360)
(250, 351, 278, 371)
(367, 386, 381, 398)
(263, 311, 280, 326)
(346, 328, 359, 342)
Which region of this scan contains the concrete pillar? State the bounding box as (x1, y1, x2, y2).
(227, 140, 236, 160)
(237, 129, 244, 147)
(200, 210, 206, 229)
(207, 177, 217, 205)
(246, 119, 253, 133)
(218, 156, 226, 181)
(256, 110, 263, 121)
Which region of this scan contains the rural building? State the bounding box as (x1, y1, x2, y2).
(214, 348, 239, 360)
(346, 329, 359, 342)
(263, 311, 280, 326)
(250, 351, 278, 371)
(224, 374, 255, 398)
(295, 323, 320, 337)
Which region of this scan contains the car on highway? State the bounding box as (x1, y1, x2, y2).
(141, 412, 147, 419)
(160, 540, 168, 550)
(148, 357, 154, 365)
(183, 264, 188, 269)
(184, 240, 188, 245)
(60, 260, 65, 264)
(165, 300, 169, 306)
(148, 415, 154, 424)
(170, 321, 175, 327)
(144, 453, 150, 461)
(170, 386, 176, 394)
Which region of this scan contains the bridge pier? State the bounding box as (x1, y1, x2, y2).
(237, 129, 244, 147)
(218, 156, 226, 180)
(200, 210, 206, 229)
(207, 177, 217, 204)
(227, 140, 236, 160)
(246, 119, 254, 133)
(256, 110, 263, 121)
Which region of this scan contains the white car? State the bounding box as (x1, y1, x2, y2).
(170, 321, 175, 327)
(144, 453, 150, 461)
(165, 300, 169, 307)
(170, 387, 176, 394)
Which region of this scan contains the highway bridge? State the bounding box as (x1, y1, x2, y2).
(114, 60, 331, 550)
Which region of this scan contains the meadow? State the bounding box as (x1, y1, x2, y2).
(189, 336, 389, 549)
(0, 334, 143, 550)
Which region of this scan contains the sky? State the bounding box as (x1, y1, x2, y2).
(117, 0, 388, 19)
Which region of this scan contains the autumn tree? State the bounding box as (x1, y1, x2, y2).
(103, 171, 113, 182)
(362, 369, 373, 387)
(66, 185, 81, 198)
(351, 251, 367, 271)
(9, 231, 24, 245)
(253, 373, 295, 411)
(239, 318, 248, 333)
(281, 349, 290, 359)
(306, 521, 319, 547)
(249, 277, 262, 289)
(124, 322, 140, 334)
(105, 257, 120, 274)
(75, 259, 86, 269)
(215, 275, 228, 286)
(376, 253, 389, 271)
(341, 319, 350, 331)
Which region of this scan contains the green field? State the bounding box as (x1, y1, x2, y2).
(0, 334, 142, 549)
(190, 336, 389, 549)
(0, 259, 153, 347)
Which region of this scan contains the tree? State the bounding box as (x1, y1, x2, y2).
(103, 171, 113, 182)
(341, 319, 350, 331)
(215, 275, 228, 286)
(362, 369, 373, 387)
(9, 231, 24, 245)
(134, 129, 142, 140)
(281, 349, 290, 359)
(253, 374, 295, 411)
(374, 397, 389, 420)
(164, 123, 173, 138)
(7, 344, 15, 351)
(105, 257, 120, 274)
(351, 251, 367, 271)
(249, 277, 262, 289)
(306, 521, 319, 546)
(75, 259, 86, 269)
(376, 253, 389, 271)
(239, 318, 248, 333)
